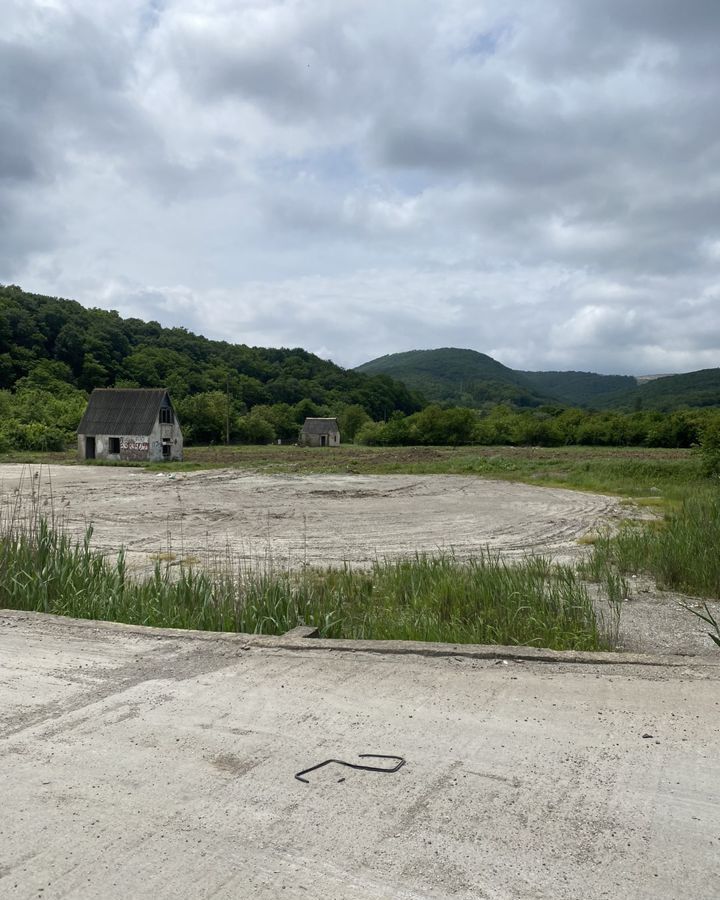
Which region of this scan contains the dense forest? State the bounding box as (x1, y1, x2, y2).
(520, 369, 637, 409)
(1, 285, 719, 452)
(0, 285, 421, 449)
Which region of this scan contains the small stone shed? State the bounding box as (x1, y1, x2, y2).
(77, 388, 183, 462)
(299, 417, 340, 447)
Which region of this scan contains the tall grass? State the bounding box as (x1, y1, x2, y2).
(0, 505, 616, 651)
(582, 487, 720, 598)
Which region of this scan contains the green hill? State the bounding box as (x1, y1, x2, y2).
(0, 284, 421, 421)
(356, 348, 554, 408)
(357, 348, 720, 411)
(631, 369, 720, 411)
(521, 370, 637, 408)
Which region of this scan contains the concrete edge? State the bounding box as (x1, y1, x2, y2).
(3, 607, 719, 669)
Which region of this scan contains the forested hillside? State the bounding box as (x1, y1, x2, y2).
(0, 285, 420, 449)
(628, 369, 720, 411)
(521, 370, 637, 408)
(356, 348, 553, 408)
(359, 347, 720, 412)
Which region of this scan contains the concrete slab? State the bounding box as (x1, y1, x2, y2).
(1, 610, 719, 899)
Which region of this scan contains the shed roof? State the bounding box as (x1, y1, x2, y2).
(77, 389, 172, 436)
(301, 417, 340, 435)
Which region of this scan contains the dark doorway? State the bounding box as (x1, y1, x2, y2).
(85, 436, 96, 459)
(162, 439, 172, 459)
(320, 435, 327, 447)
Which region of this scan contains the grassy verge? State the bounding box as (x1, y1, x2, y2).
(581, 487, 720, 599)
(0, 444, 700, 498)
(177, 444, 698, 496)
(0, 515, 618, 651)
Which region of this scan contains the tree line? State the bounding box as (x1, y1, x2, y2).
(1, 284, 718, 453)
(0, 285, 419, 450)
(2, 362, 718, 454)
(353, 404, 718, 449)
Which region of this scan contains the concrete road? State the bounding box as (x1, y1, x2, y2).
(1, 610, 719, 900)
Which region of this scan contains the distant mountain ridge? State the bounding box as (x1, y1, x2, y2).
(357, 349, 720, 411)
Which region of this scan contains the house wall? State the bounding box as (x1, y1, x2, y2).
(299, 430, 340, 447)
(77, 420, 183, 462)
(148, 419, 184, 461)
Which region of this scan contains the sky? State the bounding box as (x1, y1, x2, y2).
(2, 0, 720, 375)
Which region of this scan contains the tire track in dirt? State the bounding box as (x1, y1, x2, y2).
(0, 465, 623, 573)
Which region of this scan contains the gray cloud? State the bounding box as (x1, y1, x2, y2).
(2, 0, 719, 375)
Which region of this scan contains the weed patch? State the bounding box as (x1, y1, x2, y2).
(0, 515, 617, 651)
(582, 488, 720, 598)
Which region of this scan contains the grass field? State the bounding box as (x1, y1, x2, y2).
(179, 444, 699, 498)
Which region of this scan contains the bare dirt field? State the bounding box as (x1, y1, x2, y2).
(0, 463, 623, 571)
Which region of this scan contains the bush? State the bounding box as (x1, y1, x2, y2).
(0, 421, 68, 452)
(698, 419, 720, 479)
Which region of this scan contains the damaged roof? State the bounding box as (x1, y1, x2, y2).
(77, 389, 172, 436)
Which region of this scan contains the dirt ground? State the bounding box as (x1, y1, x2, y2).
(1, 610, 718, 900)
(1, 463, 717, 657)
(0, 464, 623, 569)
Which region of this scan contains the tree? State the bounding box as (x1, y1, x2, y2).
(236, 410, 276, 444)
(80, 353, 110, 391)
(698, 417, 720, 478)
(338, 404, 371, 442)
(53, 323, 86, 375)
(175, 392, 229, 444)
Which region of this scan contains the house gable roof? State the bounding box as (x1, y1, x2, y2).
(77, 389, 172, 436)
(301, 417, 340, 435)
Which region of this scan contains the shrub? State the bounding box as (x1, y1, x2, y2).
(0, 421, 67, 452)
(698, 419, 720, 479)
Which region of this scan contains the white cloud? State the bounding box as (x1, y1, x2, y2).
(2, 0, 719, 375)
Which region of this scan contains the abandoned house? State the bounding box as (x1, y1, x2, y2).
(77, 388, 183, 462)
(299, 417, 341, 447)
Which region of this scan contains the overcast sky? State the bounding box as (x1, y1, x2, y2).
(2, 1, 720, 374)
